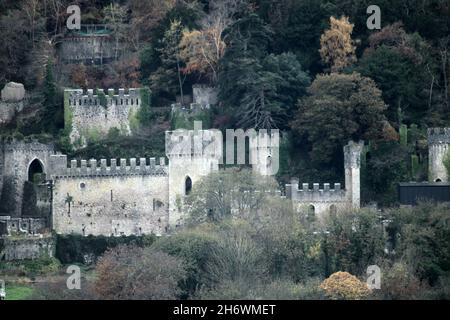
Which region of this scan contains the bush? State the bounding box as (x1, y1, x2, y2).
(320, 271, 371, 300)
(0, 255, 61, 277)
(55, 234, 156, 264)
(152, 230, 218, 298)
(94, 245, 187, 299)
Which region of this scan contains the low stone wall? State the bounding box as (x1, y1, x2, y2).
(0, 235, 55, 261)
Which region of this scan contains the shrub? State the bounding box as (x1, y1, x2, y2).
(320, 271, 371, 300)
(55, 234, 156, 264)
(94, 245, 187, 299)
(152, 230, 218, 298)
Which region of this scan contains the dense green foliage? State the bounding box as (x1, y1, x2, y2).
(55, 234, 156, 264)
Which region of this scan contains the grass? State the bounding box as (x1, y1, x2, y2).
(4, 284, 34, 300)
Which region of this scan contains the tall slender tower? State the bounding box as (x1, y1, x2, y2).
(166, 128, 221, 228)
(428, 128, 450, 182)
(344, 140, 364, 209)
(250, 130, 280, 177)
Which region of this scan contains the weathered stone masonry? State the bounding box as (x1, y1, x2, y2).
(286, 141, 364, 218)
(65, 88, 142, 147)
(50, 155, 169, 236)
(428, 127, 450, 182)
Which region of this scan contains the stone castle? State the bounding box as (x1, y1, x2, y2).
(1, 85, 449, 242)
(65, 88, 142, 147)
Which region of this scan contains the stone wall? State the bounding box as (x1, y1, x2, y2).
(428, 128, 450, 182)
(0, 235, 55, 261)
(65, 88, 141, 147)
(166, 129, 221, 227)
(60, 35, 117, 64)
(0, 140, 55, 217)
(0, 82, 25, 126)
(0, 217, 47, 235)
(192, 85, 218, 106)
(286, 141, 363, 219)
(50, 156, 169, 236)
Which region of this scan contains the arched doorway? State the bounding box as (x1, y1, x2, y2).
(435, 179, 442, 182)
(23, 158, 47, 218)
(185, 176, 192, 195)
(28, 159, 44, 183)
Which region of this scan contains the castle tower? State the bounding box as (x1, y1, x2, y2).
(166, 127, 222, 228)
(344, 140, 364, 209)
(250, 130, 280, 176)
(428, 128, 450, 182)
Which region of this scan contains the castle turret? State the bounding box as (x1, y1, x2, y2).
(250, 130, 280, 176)
(166, 124, 222, 227)
(344, 140, 364, 209)
(428, 128, 450, 182)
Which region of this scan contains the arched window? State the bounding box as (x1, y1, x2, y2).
(28, 159, 44, 183)
(308, 204, 315, 220)
(185, 176, 192, 195)
(266, 155, 272, 168)
(330, 204, 337, 216)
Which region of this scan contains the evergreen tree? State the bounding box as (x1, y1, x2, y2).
(42, 59, 62, 134)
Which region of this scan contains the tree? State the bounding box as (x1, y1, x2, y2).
(184, 169, 278, 225)
(94, 245, 187, 300)
(42, 59, 63, 133)
(204, 223, 267, 285)
(129, 0, 176, 49)
(322, 209, 386, 276)
(149, 20, 186, 104)
(262, 0, 333, 73)
(357, 23, 434, 124)
(102, 3, 127, 61)
(387, 203, 450, 286)
(235, 53, 310, 129)
(319, 16, 357, 72)
(179, 0, 247, 84)
(362, 142, 411, 205)
(320, 271, 371, 300)
(291, 72, 387, 164)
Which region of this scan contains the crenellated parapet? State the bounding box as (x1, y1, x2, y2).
(428, 127, 450, 145)
(66, 88, 141, 108)
(165, 129, 222, 159)
(49, 155, 168, 178)
(64, 88, 144, 148)
(286, 179, 347, 203)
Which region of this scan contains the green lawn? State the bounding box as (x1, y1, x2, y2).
(5, 285, 34, 300)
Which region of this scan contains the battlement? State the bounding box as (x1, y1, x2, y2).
(165, 129, 222, 158)
(171, 102, 210, 113)
(286, 180, 347, 203)
(249, 130, 279, 149)
(66, 88, 141, 108)
(50, 155, 167, 178)
(1, 139, 55, 153)
(428, 127, 450, 145)
(192, 85, 218, 106)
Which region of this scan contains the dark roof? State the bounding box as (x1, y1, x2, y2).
(399, 182, 450, 187)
